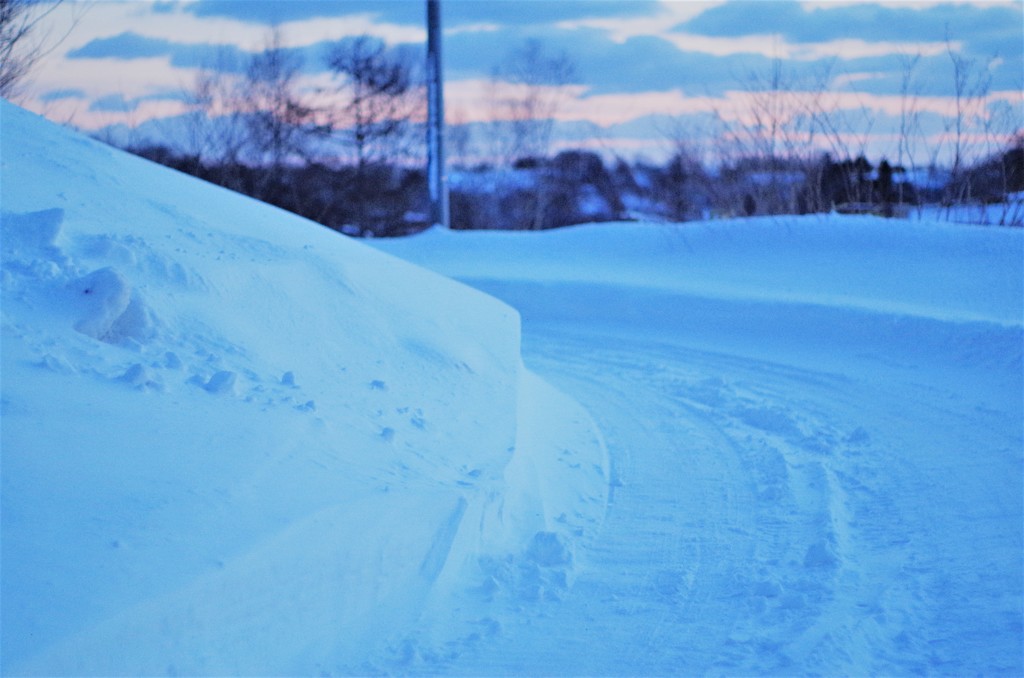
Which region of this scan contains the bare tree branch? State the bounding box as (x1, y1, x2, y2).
(1, 0, 84, 101)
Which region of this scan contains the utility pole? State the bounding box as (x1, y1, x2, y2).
(426, 0, 449, 228)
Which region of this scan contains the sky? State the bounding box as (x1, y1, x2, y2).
(17, 0, 1024, 165)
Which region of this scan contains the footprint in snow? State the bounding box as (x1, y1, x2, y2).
(70, 267, 157, 344)
(119, 363, 162, 390)
(190, 370, 237, 395)
(38, 353, 76, 374)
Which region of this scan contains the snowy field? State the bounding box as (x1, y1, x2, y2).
(3, 101, 1023, 676)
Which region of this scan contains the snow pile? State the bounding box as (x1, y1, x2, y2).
(376, 217, 1021, 325)
(375, 216, 1022, 376)
(0, 102, 607, 675)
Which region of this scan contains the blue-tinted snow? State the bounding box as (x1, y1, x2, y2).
(3, 99, 1022, 676)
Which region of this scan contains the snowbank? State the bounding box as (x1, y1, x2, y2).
(0, 102, 606, 674)
(374, 217, 1023, 380)
(377, 217, 1021, 326)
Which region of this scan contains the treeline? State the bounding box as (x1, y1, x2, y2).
(109, 28, 1023, 234)
(125, 137, 1023, 235)
(123, 144, 685, 235)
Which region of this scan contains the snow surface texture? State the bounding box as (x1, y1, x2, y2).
(374, 219, 1023, 674)
(2, 99, 1022, 677)
(1, 102, 607, 675)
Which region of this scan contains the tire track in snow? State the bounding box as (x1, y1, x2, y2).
(566, 363, 758, 673)
(439, 330, 853, 675)
(557, 337, 851, 675)
(440, 322, 1020, 676)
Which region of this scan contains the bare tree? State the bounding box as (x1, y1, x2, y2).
(325, 36, 419, 170)
(1, 0, 82, 100)
(896, 52, 923, 212)
(984, 108, 1023, 226)
(186, 47, 250, 182)
(943, 37, 993, 211)
(447, 108, 474, 170)
(324, 35, 420, 228)
(0, 0, 40, 98)
(242, 27, 320, 201)
(714, 58, 834, 215)
(657, 116, 714, 221)
(183, 29, 321, 204)
(488, 39, 577, 228)
(489, 39, 576, 166)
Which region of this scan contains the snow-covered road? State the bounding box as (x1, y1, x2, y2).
(524, 332, 1015, 674)
(437, 315, 1021, 675)
(375, 226, 1023, 676)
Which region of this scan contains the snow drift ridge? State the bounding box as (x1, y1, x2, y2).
(0, 101, 608, 674)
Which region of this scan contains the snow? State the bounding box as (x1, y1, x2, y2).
(3, 99, 1023, 676)
(914, 196, 1024, 227)
(1, 102, 606, 675)
(372, 219, 1023, 674)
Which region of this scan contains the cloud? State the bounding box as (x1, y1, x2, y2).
(68, 32, 177, 59)
(571, 33, 781, 96)
(64, 30, 427, 81)
(37, 0, 1021, 163)
(62, 6, 1022, 109)
(836, 49, 1022, 98)
(183, 0, 661, 27)
(680, 1, 1023, 59)
(87, 91, 191, 113)
(40, 88, 87, 102)
(185, 0, 414, 25)
(444, 1, 662, 28)
(445, 25, 787, 97)
(672, 2, 1021, 96)
(140, 91, 192, 104)
(89, 94, 138, 113)
(444, 27, 569, 81)
(446, 8, 1020, 102)
(66, 31, 284, 75)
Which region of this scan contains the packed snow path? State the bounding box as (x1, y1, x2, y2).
(375, 223, 1023, 676)
(468, 328, 1019, 675)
